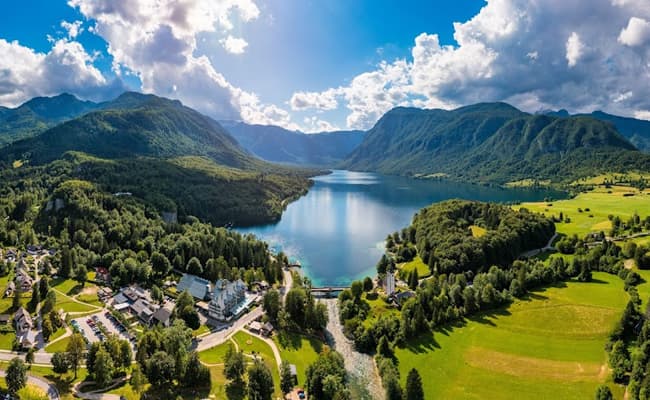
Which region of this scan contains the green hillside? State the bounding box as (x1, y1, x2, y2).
(0, 93, 98, 146)
(343, 103, 650, 183)
(0, 93, 255, 168)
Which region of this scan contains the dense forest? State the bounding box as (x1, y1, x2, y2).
(0, 160, 291, 290)
(391, 200, 556, 274)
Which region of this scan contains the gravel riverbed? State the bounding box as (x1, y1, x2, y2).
(321, 298, 384, 400)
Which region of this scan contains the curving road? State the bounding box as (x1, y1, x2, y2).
(0, 369, 60, 400)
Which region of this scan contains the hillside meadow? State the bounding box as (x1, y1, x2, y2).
(395, 272, 626, 399)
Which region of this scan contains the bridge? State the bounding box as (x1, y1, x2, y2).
(309, 287, 349, 297)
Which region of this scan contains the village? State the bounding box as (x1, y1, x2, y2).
(0, 245, 280, 356)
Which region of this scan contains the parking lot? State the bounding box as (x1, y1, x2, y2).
(71, 311, 132, 346)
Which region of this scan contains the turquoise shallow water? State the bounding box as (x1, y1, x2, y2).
(239, 170, 563, 286)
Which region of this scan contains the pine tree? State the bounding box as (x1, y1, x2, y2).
(405, 368, 424, 400)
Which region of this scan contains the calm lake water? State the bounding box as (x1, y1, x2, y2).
(239, 170, 564, 287)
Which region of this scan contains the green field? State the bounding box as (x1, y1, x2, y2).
(54, 291, 98, 314)
(394, 272, 626, 399)
(0, 332, 14, 350)
(518, 186, 650, 237)
(399, 256, 431, 278)
(198, 340, 234, 364)
(45, 335, 71, 353)
(274, 332, 323, 385)
(203, 331, 281, 398)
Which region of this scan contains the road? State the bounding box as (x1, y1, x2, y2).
(0, 349, 53, 365)
(195, 307, 263, 352)
(520, 232, 558, 258)
(0, 369, 60, 400)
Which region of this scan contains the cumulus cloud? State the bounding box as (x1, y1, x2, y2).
(619, 17, 650, 46)
(219, 35, 249, 54)
(289, 0, 650, 129)
(0, 37, 123, 107)
(61, 20, 84, 39)
(565, 32, 584, 67)
(68, 0, 298, 127)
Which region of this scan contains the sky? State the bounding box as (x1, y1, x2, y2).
(0, 0, 649, 132)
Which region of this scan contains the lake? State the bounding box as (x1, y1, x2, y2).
(239, 170, 564, 287)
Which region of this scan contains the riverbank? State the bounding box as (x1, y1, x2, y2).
(321, 298, 383, 400)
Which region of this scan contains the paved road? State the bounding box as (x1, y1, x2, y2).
(195, 307, 263, 352)
(0, 369, 60, 400)
(0, 350, 53, 365)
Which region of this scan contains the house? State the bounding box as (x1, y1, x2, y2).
(4, 281, 15, 297)
(392, 291, 415, 307)
(95, 267, 110, 283)
(176, 273, 211, 300)
(151, 306, 173, 327)
(15, 269, 33, 292)
(129, 299, 154, 323)
(16, 330, 37, 348)
(0, 314, 10, 325)
(208, 279, 247, 321)
(13, 307, 32, 334)
(261, 322, 274, 337)
(248, 321, 263, 333)
(289, 364, 298, 385)
(384, 271, 396, 296)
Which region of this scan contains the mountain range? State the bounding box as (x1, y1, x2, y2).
(0, 92, 316, 226)
(1, 92, 649, 193)
(220, 121, 364, 166)
(343, 103, 650, 184)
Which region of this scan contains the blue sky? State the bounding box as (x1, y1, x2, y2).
(0, 0, 649, 131)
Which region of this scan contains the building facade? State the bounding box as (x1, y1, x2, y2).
(209, 279, 247, 321)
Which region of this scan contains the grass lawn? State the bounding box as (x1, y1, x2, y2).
(399, 256, 431, 278)
(52, 279, 81, 295)
(232, 331, 281, 396)
(0, 360, 88, 400)
(394, 272, 627, 400)
(55, 291, 98, 314)
(0, 332, 14, 350)
(469, 225, 487, 238)
(0, 383, 47, 400)
(363, 295, 399, 328)
(199, 340, 234, 364)
(193, 324, 211, 337)
(48, 327, 67, 343)
(45, 334, 70, 353)
(517, 186, 650, 237)
(274, 332, 323, 386)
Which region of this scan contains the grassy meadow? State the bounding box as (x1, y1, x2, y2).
(395, 272, 627, 399)
(517, 185, 650, 237)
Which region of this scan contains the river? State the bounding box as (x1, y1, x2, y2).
(239, 170, 562, 286)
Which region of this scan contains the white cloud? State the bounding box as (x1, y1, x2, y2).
(565, 32, 584, 67)
(219, 35, 248, 54)
(634, 110, 650, 120)
(61, 20, 84, 39)
(619, 17, 650, 46)
(303, 116, 338, 133)
(291, 88, 341, 111)
(67, 0, 302, 129)
(289, 0, 650, 129)
(0, 38, 120, 107)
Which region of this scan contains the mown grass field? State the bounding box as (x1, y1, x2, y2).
(198, 339, 233, 364)
(201, 331, 281, 398)
(399, 256, 431, 278)
(273, 332, 323, 386)
(517, 186, 650, 237)
(395, 272, 627, 399)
